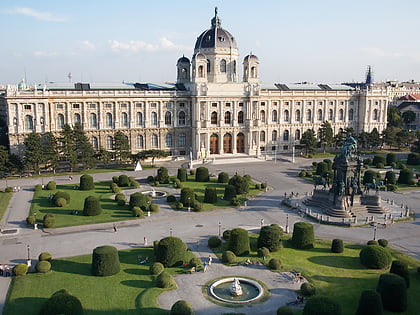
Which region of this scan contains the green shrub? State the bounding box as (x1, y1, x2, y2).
(257, 247, 270, 258)
(376, 163, 385, 169)
(230, 197, 240, 207)
(83, 195, 102, 216)
(407, 152, 420, 165)
(56, 197, 67, 207)
(150, 262, 164, 275)
(5, 187, 13, 192)
(356, 290, 383, 315)
(299, 170, 307, 177)
(373, 154, 386, 167)
(367, 240, 378, 246)
(303, 296, 341, 315)
(268, 258, 281, 270)
(149, 203, 159, 212)
(53, 191, 71, 206)
(79, 174, 94, 190)
(174, 179, 183, 189)
(166, 195, 177, 202)
(189, 257, 203, 268)
(261, 182, 267, 189)
(131, 180, 140, 188)
(258, 225, 282, 252)
(398, 168, 413, 184)
(39, 252, 52, 262)
(386, 184, 398, 191)
(195, 166, 209, 182)
(190, 169, 196, 175)
(331, 239, 343, 253)
(26, 215, 35, 225)
(180, 187, 195, 205)
(91, 245, 120, 276)
(363, 158, 372, 165)
(156, 167, 169, 184)
(218, 172, 229, 183)
(170, 300, 193, 315)
(204, 187, 217, 203)
(43, 213, 55, 228)
(155, 237, 188, 267)
(316, 162, 328, 176)
(156, 271, 176, 289)
(255, 183, 261, 190)
(291, 222, 314, 249)
(154, 181, 160, 186)
(228, 175, 249, 194)
(175, 201, 184, 210)
(112, 176, 119, 183)
(117, 174, 129, 187)
(378, 239, 388, 247)
(208, 236, 222, 248)
(177, 168, 187, 182)
(390, 260, 410, 288)
(147, 175, 155, 183)
(46, 181, 56, 190)
(385, 171, 396, 185)
(222, 229, 231, 240)
(222, 250, 236, 264)
(228, 228, 250, 256)
(39, 289, 83, 315)
(129, 192, 151, 211)
(407, 178, 416, 185)
(110, 183, 120, 193)
(13, 263, 28, 276)
(277, 306, 293, 315)
(34, 184, 42, 191)
(363, 170, 378, 185)
(386, 153, 397, 166)
(223, 185, 237, 201)
(132, 206, 143, 217)
(359, 245, 392, 269)
(301, 282, 316, 297)
(376, 273, 407, 312)
(36, 261, 51, 273)
(115, 193, 126, 202)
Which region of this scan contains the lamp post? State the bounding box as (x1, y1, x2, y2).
(188, 197, 191, 212)
(274, 145, 277, 164)
(292, 143, 295, 163)
(26, 245, 31, 267)
(285, 214, 289, 234)
(260, 219, 264, 228)
(34, 212, 37, 229)
(373, 223, 377, 241)
(169, 228, 173, 237)
(218, 222, 221, 237)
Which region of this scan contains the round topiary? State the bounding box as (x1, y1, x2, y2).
(53, 191, 71, 205)
(303, 296, 341, 315)
(268, 258, 281, 270)
(195, 167, 209, 182)
(132, 206, 143, 217)
(367, 240, 378, 246)
(83, 195, 102, 216)
(170, 300, 193, 315)
(376, 273, 407, 312)
(40, 290, 83, 315)
(174, 179, 183, 189)
(189, 257, 203, 268)
(291, 222, 314, 249)
(257, 247, 270, 259)
(277, 305, 293, 315)
(218, 172, 229, 183)
(175, 201, 184, 210)
(39, 252, 52, 262)
(13, 263, 28, 276)
(204, 187, 217, 203)
(222, 250, 236, 264)
(149, 203, 159, 213)
(193, 200, 202, 212)
(118, 174, 129, 187)
(228, 175, 249, 194)
(257, 225, 282, 252)
(166, 195, 177, 202)
(5, 187, 13, 192)
(177, 168, 188, 182)
(36, 260, 51, 273)
(115, 193, 125, 202)
(46, 181, 56, 190)
(359, 245, 392, 269)
(228, 228, 250, 256)
(26, 215, 35, 225)
(223, 185, 237, 201)
(156, 271, 176, 289)
(301, 282, 316, 297)
(331, 239, 344, 253)
(299, 170, 307, 177)
(110, 182, 120, 193)
(91, 245, 120, 276)
(150, 262, 164, 275)
(390, 260, 410, 288)
(398, 168, 414, 184)
(129, 192, 151, 211)
(156, 167, 169, 184)
(155, 237, 188, 267)
(180, 187, 195, 206)
(385, 171, 396, 185)
(34, 184, 42, 191)
(112, 176, 119, 183)
(378, 239, 388, 247)
(147, 175, 155, 183)
(407, 152, 420, 165)
(79, 174, 94, 190)
(255, 183, 261, 190)
(222, 229, 231, 240)
(208, 236, 222, 248)
(355, 289, 383, 315)
(55, 197, 67, 207)
(230, 197, 241, 207)
(43, 213, 55, 228)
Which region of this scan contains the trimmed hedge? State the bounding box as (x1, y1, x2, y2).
(155, 237, 188, 267)
(222, 230, 231, 240)
(257, 247, 270, 258)
(36, 260, 51, 273)
(331, 239, 343, 253)
(149, 203, 159, 213)
(223, 185, 237, 201)
(170, 300, 193, 315)
(83, 196, 102, 216)
(156, 167, 169, 184)
(228, 175, 249, 194)
(39, 289, 83, 315)
(189, 257, 203, 268)
(378, 239, 388, 247)
(222, 250, 236, 264)
(53, 191, 70, 206)
(129, 192, 151, 211)
(80, 174, 94, 190)
(156, 271, 176, 289)
(55, 197, 67, 207)
(398, 168, 414, 184)
(385, 171, 396, 185)
(359, 245, 392, 269)
(376, 273, 407, 312)
(39, 252, 52, 262)
(43, 213, 55, 228)
(34, 184, 42, 191)
(46, 181, 56, 190)
(407, 152, 420, 165)
(268, 258, 281, 270)
(117, 174, 129, 187)
(390, 260, 410, 288)
(180, 187, 195, 205)
(150, 262, 164, 275)
(91, 245, 120, 276)
(208, 236, 222, 248)
(303, 296, 342, 315)
(291, 222, 314, 249)
(132, 206, 143, 217)
(204, 187, 217, 203)
(356, 290, 383, 315)
(218, 172, 229, 183)
(301, 282, 316, 297)
(367, 240, 378, 246)
(228, 228, 250, 256)
(115, 193, 126, 206)
(257, 225, 282, 252)
(13, 263, 28, 276)
(110, 183, 120, 194)
(177, 168, 187, 182)
(26, 215, 35, 225)
(195, 167, 209, 182)
(277, 306, 293, 315)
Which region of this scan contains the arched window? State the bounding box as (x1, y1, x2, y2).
(121, 112, 128, 127)
(165, 133, 172, 147)
(207, 59, 211, 73)
(284, 110, 289, 122)
(136, 112, 143, 126)
(220, 59, 226, 72)
(328, 109, 333, 121)
(106, 136, 113, 150)
(272, 130, 278, 141)
(260, 110, 266, 123)
(295, 110, 301, 122)
(272, 110, 277, 122)
(165, 112, 172, 125)
(151, 134, 158, 147)
(295, 129, 301, 140)
(24, 115, 34, 130)
(233, 60, 236, 74)
(90, 113, 97, 127)
(211, 111, 218, 124)
(306, 109, 312, 121)
(198, 65, 204, 77)
(238, 111, 244, 124)
(136, 135, 144, 149)
(178, 111, 186, 125)
(349, 109, 354, 121)
(57, 114, 65, 128)
(260, 131, 266, 142)
(373, 109, 378, 120)
(283, 130, 289, 141)
(179, 133, 186, 146)
(339, 108, 344, 120)
(91, 137, 98, 151)
(224, 111, 231, 124)
(74, 113, 81, 124)
(251, 66, 256, 78)
(106, 113, 113, 127)
(317, 109, 323, 121)
(151, 112, 157, 126)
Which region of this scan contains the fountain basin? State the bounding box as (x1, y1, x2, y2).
(141, 190, 167, 198)
(209, 277, 264, 304)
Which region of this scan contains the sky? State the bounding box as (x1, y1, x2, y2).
(1, 0, 419, 87)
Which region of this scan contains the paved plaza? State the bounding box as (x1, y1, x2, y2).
(0, 155, 419, 314)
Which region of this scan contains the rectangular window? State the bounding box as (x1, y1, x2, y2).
(105, 103, 112, 108)
(166, 102, 173, 108)
(319, 101, 323, 105)
(136, 102, 142, 107)
(225, 102, 231, 107)
(285, 101, 289, 106)
(24, 104, 31, 110)
(239, 102, 244, 107)
(283, 145, 289, 150)
(261, 102, 265, 106)
(307, 101, 312, 105)
(120, 103, 127, 108)
(179, 102, 185, 107)
(212, 103, 217, 107)
(73, 103, 80, 109)
(56, 103, 63, 109)
(271, 146, 276, 151)
(89, 103, 96, 109)
(150, 102, 157, 107)
(296, 101, 301, 105)
(350, 101, 354, 105)
(329, 101, 334, 105)
(180, 151, 186, 155)
(340, 101, 344, 105)
(273, 102, 277, 106)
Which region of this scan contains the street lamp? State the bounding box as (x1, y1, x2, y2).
(26, 245, 31, 267)
(373, 223, 377, 241)
(260, 219, 264, 228)
(188, 197, 191, 212)
(169, 228, 173, 237)
(218, 222, 221, 237)
(34, 212, 37, 229)
(285, 214, 289, 234)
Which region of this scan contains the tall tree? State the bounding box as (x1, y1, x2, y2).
(387, 106, 402, 128)
(60, 124, 77, 171)
(43, 132, 59, 173)
(23, 133, 44, 174)
(95, 147, 111, 166)
(113, 131, 130, 162)
(401, 110, 416, 126)
(358, 131, 370, 149)
(0, 145, 9, 175)
(319, 121, 334, 152)
(382, 127, 398, 149)
(396, 129, 415, 149)
(73, 123, 95, 169)
(300, 129, 317, 154)
(333, 130, 346, 149)
(411, 130, 420, 153)
(369, 128, 381, 148)
(135, 149, 170, 165)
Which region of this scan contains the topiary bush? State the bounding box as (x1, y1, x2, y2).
(378, 239, 388, 247)
(46, 181, 56, 190)
(34, 184, 42, 191)
(129, 192, 151, 211)
(13, 263, 28, 276)
(255, 183, 261, 190)
(193, 200, 202, 212)
(195, 167, 209, 182)
(149, 203, 159, 213)
(390, 260, 410, 288)
(386, 153, 397, 166)
(79, 174, 94, 190)
(268, 258, 281, 270)
(189, 257, 203, 268)
(177, 168, 187, 182)
(277, 306, 293, 315)
(36, 260, 51, 273)
(155, 237, 188, 267)
(228, 175, 249, 194)
(39, 289, 83, 315)
(376, 273, 407, 312)
(170, 300, 193, 315)
(147, 175, 155, 183)
(110, 183, 120, 194)
(91, 245, 120, 276)
(398, 168, 413, 184)
(228, 228, 250, 256)
(5, 187, 13, 192)
(299, 170, 307, 177)
(112, 176, 119, 183)
(223, 185, 237, 201)
(359, 245, 392, 269)
(83, 195, 102, 216)
(174, 179, 183, 189)
(39, 252, 52, 262)
(230, 197, 240, 207)
(291, 222, 314, 249)
(115, 193, 126, 206)
(132, 206, 143, 217)
(117, 174, 129, 187)
(301, 282, 316, 297)
(204, 187, 217, 203)
(257, 247, 270, 258)
(180, 187, 195, 206)
(257, 225, 282, 252)
(26, 215, 35, 225)
(331, 239, 344, 253)
(156, 271, 176, 289)
(156, 167, 169, 184)
(208, 236, 222, 248)
(222, 229, 231, 240)
(356, 290, 383, 315)
(385, 171, 396, 185)
(218, 172, 229, 183)
(43, 213, 55, 228)
(407, 152, 420, 165)
(150, 262, 164, 275)
(367, 240, 378, 246)
(53, 191, 71, 206)
(222, 250, 236, 264)
(166, 195, 176, 202)
(373, 154, 386, 167)
(175, 201, 184, 210)
(303, 296, 341, 315)
(55, 197, 67, 207)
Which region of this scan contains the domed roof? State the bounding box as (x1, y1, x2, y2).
(177, 55, 190, 64)
(243, 54, 259, 62)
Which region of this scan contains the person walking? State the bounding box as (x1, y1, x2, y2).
(0, 264, 3, 276)
(113, 223, 117, 233)
(208, 255, 212, 266)
(144, 237, 147, 246)
(203, 261, 207, 272)
(5, 265, 10, 277)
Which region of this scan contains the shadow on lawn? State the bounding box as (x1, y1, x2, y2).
(121, 279, 154, 288)
(52, 259, 92, 276)
(307, 255, 364, 269)
(4, 297, 47, 314)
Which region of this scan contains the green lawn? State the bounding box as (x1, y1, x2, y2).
(4, 247, 194, 315)
(0, 191, 12, 221)
(213, 234, 420, 315)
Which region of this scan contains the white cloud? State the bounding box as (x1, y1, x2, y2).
(108, 37, 190, 53)
(5, 7, 67, 22)
(80, 40, 95, 50)
(33, 51, 59, 57)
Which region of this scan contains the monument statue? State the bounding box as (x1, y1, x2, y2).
(341, 134, 357, 159)
(230, 278, 243, 296)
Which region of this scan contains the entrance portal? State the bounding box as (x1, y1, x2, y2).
(236, 133, 245, 153)
(210, 134, 219, 154)
(223, 133, 232, 153)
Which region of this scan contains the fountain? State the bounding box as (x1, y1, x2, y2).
(209, 277, 263, 304)
(141, 189, 166, 198)
(230, 278, 243, 296)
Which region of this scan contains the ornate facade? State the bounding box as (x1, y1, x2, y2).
(0, 10, 393, 159)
